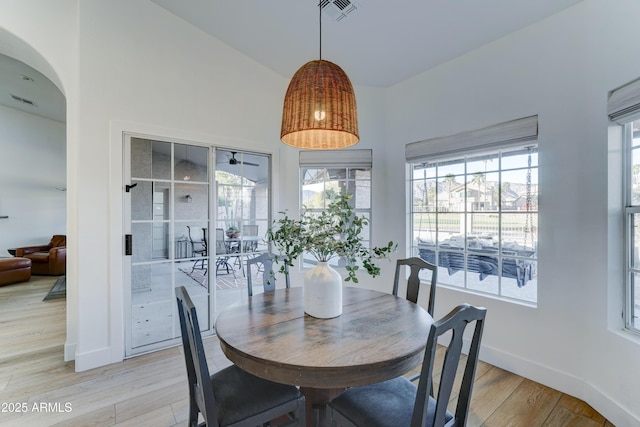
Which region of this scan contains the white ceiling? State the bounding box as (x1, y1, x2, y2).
(0, 53, 65, 123)
(150, 0, 583, 88)
(0, 0, 583, 123)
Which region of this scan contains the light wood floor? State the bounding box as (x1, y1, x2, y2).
(0, 276, 613, 426)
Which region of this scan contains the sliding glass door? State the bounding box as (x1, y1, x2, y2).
(123, 138, 271, 356)
(124, 136, 212, 356)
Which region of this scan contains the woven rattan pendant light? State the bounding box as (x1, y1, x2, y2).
(280, 3, 359, 149)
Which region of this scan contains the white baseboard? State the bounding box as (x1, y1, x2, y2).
(480, 343, 640, 427)
(74, 347, 117, 372)
(63, 342, 76, 362)
(583, 381, 640, 427)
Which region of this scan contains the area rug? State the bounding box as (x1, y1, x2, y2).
(43, 275, 66, 301)
(179, 268, 208, 289)
(179, 267, 247, 291)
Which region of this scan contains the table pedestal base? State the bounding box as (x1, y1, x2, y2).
(300, 387, 345, 427)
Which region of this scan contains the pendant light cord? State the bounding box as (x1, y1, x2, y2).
(319, 1, 322, 61)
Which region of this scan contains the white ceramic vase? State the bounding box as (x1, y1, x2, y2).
(304, 261, 343, 318)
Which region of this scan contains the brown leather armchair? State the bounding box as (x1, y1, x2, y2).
(15, 235, 66, 276)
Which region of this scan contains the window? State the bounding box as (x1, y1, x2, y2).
(608, 77, 640, 334)
(406, 116, 539, 304)
(624, 121, 640, 332)
(300, 149, 372, 268)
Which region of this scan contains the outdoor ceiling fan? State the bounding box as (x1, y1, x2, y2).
(227, 151, 259, 167)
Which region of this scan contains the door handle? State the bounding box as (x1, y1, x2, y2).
(125, 234, 132, 256)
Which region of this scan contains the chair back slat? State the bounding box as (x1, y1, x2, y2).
(453, 306, 486, 425)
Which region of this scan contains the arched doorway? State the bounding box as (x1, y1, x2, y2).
(0, 29, 68, 359)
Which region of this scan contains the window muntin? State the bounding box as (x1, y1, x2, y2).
(409, 146, 538, 304)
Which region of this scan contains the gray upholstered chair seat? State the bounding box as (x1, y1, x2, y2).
(213, 365, 304, 426)
(329, 376, 452, 427)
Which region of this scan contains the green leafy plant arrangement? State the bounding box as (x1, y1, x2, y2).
(266, 191, 397, 283)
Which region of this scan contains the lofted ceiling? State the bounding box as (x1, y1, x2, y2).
(150, 0, 583, 88)
(0, 0, 583, 123)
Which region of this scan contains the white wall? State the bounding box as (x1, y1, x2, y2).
(384, 0, 640, 425)
(0, 105, 66, 253)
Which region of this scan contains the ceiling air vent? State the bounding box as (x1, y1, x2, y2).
(18, 74, 34, 82)
(10, 94, 37, 107)
(321, 0, 359, 22)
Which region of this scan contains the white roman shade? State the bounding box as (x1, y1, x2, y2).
(608, 77, 640, 123)
(405, 115, 538, 163)
(299, 149, 372, 168)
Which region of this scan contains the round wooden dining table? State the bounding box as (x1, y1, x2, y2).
(215, 286, 433, 427)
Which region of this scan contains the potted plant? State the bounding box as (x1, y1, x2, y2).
(226, 225, 240, 238)
(267, 191, 396, 318)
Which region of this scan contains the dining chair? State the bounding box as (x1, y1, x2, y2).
(393, 257, 438, 382)
(246, 252, 290, 296)
(393, 257, 437, 316)
(187, 226, 207, 274)
(175, 286, 305, 427)
(328, 303, 487, 427)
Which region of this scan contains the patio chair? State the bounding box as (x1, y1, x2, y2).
(175, 286, 305, 427)
(328, 303, 487, 427)
(215, 228, 237, 277)
(241, 224, 260, 253)
(187, 226, 207, 274)
(246, 252, 290, 297)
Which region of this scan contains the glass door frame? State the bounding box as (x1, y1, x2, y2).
(123, 133, 215, 357)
